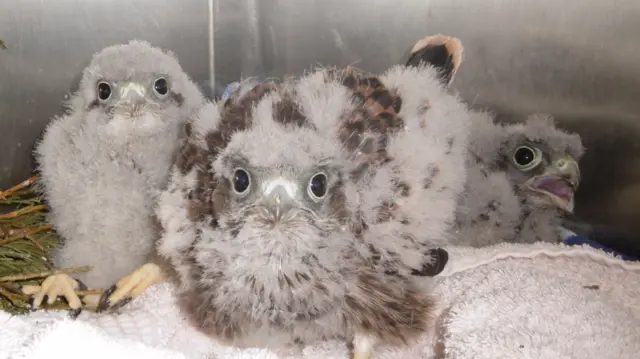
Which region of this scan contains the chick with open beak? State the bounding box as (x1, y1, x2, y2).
(526, 154, 580, 212)
(511, 144, 581, 213)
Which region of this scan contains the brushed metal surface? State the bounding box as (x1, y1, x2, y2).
(0, 0, 211, 189)
(1, 0, 639, 233)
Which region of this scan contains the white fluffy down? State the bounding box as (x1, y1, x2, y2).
(35, 40, 205, 288)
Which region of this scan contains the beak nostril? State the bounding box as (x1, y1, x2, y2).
(263, 181, 297, 221)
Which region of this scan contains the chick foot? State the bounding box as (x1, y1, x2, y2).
(21, 273, 86, 317)
(352, 333, 376, 359)
(97, 262, 165, 312)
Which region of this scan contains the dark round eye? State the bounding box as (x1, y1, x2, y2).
(233, 168, 251, 194)
(513, 146, 541, 170)
(154, 77, 169, 96)
(308, 173, 328, 199)
(97, 81, 112, 101)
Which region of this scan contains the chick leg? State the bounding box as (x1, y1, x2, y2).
(352, 333, 377, 359)
(96, 262, 165, 311)
(21, 273, 84, 310)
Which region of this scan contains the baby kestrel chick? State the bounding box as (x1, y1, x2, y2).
(405, 36, 584, 247)
(150, 36, 471, 359)
(25, 40, 205, 311)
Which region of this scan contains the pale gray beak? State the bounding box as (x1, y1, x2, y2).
(265, 185, 294, 221)
(266, 186, 294, 220)
(261, 178, 298, 221)
(117, 82, 147, 106)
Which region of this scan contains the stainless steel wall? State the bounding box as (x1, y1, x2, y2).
(2, 0, 639, 233)
(0, 0, 212, 189)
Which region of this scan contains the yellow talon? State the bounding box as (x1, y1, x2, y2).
(98, 262, 165, 311)
(22, 273, 83, 309)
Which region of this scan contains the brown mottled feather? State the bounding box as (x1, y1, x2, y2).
(272, 92, 315, 129)
(178, 83, 278, 225)
(325, 67, 406, 185)
(330, 69, 436, 341)
(344, 272, 436, 345)
(172, 67, 438, 349)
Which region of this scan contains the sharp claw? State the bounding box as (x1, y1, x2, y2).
(28, 297, 37, 312)
(95, 263, 165, 312)
(74, 278, 88, 291)
(96, 299, 109, 313)
(96, 285, 117, 312)
(107, 297, 132, 312)
(68, 308, 82, 319)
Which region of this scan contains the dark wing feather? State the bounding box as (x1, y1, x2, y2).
(325, 67, 450, 276)
(324, 67, 405, 182)
(176, 83, 279, 228)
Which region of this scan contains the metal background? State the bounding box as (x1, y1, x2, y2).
(1, 0, 639, 233)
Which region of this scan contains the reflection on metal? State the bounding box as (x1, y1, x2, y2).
(1, 0, 639, 232)
(0, 0, 211, 190)
(208, 0, 216, 96)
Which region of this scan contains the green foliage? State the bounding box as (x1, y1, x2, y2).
(0, 177, 61, 314)
(0, 40, 6, 50)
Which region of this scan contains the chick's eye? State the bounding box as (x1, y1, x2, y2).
(97, 82, 112, 101)
(233, 169, 251, 194)
(154, 77, 168, 96)
(308, 173, 328, 199)
(513, 146, 540, 170)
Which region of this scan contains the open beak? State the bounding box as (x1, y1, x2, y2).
(525, 155, 580, 213)
(262, 178, 296, 222)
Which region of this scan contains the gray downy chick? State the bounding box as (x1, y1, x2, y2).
(453, 112, 585, 247)
(25, 40, 205, 311)
(405, 38, 585, 248)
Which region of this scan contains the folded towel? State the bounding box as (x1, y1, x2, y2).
(2, 242, 638, 359)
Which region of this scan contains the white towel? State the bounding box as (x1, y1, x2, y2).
(2, 242, 639, 359)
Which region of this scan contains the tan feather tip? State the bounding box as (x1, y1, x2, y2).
(410, 34, 464, 83)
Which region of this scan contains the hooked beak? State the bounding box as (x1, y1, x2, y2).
(525, 155, 581, 213)
(262, 179, 297, 222)
(117, 82, 147, 107)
